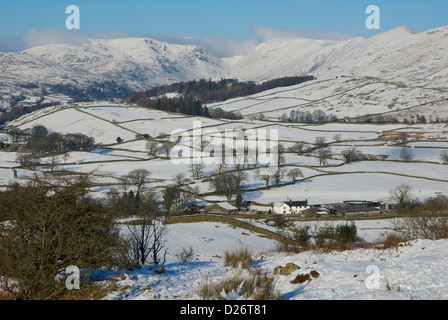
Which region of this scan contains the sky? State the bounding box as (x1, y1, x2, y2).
(0, 0, 447, 56)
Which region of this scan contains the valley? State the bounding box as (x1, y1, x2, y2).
(1, 23, 448, 302)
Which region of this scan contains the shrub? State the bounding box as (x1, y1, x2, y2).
(0, 175, 124, 300)
(392, 215, 448, 240)
(176, 246, 195, 263)
(312, 222, 359, 250)
(243, 270, 281, 300)
(376, 233, 409, 249)
(335, 222, 358, 245)
(200, 270, 281, 300)
(224, 247, 253, 270)
(292, 225, 312, 248)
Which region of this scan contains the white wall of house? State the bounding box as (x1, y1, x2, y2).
(273, 203, 310, 214)
(273, 203, 291, 214)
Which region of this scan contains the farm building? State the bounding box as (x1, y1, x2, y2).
(319, 200, 383, 216)
(205, 202, 238, 214)
(272, 200, 310, 215)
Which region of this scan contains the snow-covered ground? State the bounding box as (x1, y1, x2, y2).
(3, 102, 448, 206)
(101, 219, 448, 300)
(1, 23, 448, 304)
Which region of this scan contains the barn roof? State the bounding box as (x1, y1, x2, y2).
(286, 200, 308, 207)
(216, 202, 238, 210)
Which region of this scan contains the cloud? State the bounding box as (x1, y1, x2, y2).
(0, 28, 259, 58)
(0, 37, 27, 52)
(0, 25, 355, 57)
(253, 25, 354, 42)
(144, 33, 260, 58)
(147, 26, 355, 57)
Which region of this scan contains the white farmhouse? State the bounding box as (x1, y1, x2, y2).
(272, 200, 310, 215)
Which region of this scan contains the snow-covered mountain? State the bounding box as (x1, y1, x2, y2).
(0, 38, 229, 109)
(24, 38, 228, 91)
(226, 25, 448, 84)
(1, 25, 447, 109)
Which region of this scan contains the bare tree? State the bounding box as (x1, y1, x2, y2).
(390, 184, 413, 213)
(16, 150, 33, 168)
(316, 146, 332, 168)
(208, 170, 246, 201)
(200, 138, 211, 151)
(190, 163, 205, 179)
(439, 150, 448, 164)
(127, 191, 169, 269)
(272, 167, 286, 186)
(159, 142, 173, 158)
(233, 164, 248, 192)
(399, 147, 413, 162)
(275, 144, 286, 166)
(8, 128, 25, 143)
(288, 142, 305, 155)
(123, 169, 151, 191)
(256, 168, 274, 189)
(150, 217, 169, 271)
(392, 196, 448, 240)
(287, 168, 304, 183)
(314, 136, 328, 149)
(215, 163, 228, 175)
(31, 125, 48, 140)
(46, 155, 59, 172)
(314, 137, 332, 168)
(341, 147, 362, 164)
(333, 134, 342, 142)
(173, 173, 187, 186)
(127, 214, 153, 266)
(62, 152, 71, 164)
(394, 132, 409, 145)
(146, 141, 159, 157)
(129, 217, 168, 269)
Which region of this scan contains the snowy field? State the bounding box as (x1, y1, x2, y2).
(2, 96, 448, 301)
(2, 102, 448, 206)
(206, 77, 448, 121)
(101, 219, 448, 300)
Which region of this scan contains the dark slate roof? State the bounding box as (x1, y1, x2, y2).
(286, 200, 308, 207)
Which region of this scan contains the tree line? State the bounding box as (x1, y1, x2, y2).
(121, 76, 315, 119)
(0, 101, 59, 126)
(10, 125, 95, 154)
(122, 76, 315, 105)
(10, 125, 96, 169)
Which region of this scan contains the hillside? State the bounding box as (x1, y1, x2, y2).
(102, 221, 448, 300)
(1, 25, 447, 111)
(2, 99, 447, 207)
(1, 24, 448, 302)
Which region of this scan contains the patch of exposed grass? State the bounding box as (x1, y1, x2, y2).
(200, 270, 282, 300)
(224, 247, 253, 270)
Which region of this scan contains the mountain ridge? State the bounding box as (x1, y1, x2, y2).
(1, 25, 447, 110)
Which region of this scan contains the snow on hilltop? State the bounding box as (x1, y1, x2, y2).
(1, 25, 448, 109)
(24, 38, 228, 91)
